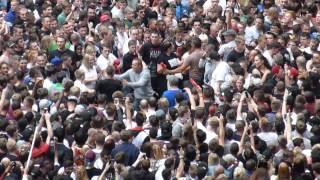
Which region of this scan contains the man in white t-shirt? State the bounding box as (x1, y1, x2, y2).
(257, 117, 278, 147)
(96, 44, 117, 71)
(210, 57, 233, 95)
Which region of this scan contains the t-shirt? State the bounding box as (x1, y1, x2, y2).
(184, 49, 203, 82)
(162, 89, 184, 107)
(32, 143, 49, 158)
(226, 49, 245, 63)
(95, 79, 122, 102)
(79, 65, 98, 89)
(96, 53, 117, 71)
(157, 52, 178, 80)
(122, 52, 138, 73)
(139, 43, 162, 77)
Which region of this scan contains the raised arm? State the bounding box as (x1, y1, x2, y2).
(238, 121, 248, 154)
(237, 92, 246, 120)
(184, 87, 196, 110)
(282, 89, 288, 118)
(45, 112, 53, 145)
(218, 115, 225, 146)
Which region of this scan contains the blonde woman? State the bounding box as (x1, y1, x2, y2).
(79, 54, 98, 89)
(74, 166, 89, 180)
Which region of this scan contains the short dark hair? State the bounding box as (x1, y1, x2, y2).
(106, 66, 115, 76)
(191, 37, 202, 48)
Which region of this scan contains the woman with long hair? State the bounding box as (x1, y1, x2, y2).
(78, 54, 98, 89)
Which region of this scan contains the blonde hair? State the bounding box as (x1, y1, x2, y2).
(152, 144, 164, 160)
(82, 54, 94, 69)
(75, 166, 89, 180)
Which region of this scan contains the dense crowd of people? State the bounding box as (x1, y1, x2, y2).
(1, 0, 320, 179)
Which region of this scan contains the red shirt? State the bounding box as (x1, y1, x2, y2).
(32, 143, 49, 158)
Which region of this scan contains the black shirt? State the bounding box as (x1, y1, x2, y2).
(139, 43, 162, 77)
(122, 52, 138, 73)
(157, 52, 178, 77)
(226, 49, 244, 63)
(95, 79, 122, 102)
(208, 35, 220, 52)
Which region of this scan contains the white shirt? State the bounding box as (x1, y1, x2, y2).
(210, 61, 233, 92)
(116, 32, 129, 55)
(245, 26, 262, 45)
(257, 131, 278, 146)
(79, 65, 98, 89)
(43, 78, 53, 90)
(74, 80, 89, 93)
(111, 6, 124, 20)
(218, 40, 236, 60)
(96, 53, 117, 71)
(263, 50, 273, 66)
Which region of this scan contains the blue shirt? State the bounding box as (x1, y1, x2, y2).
(163, 89, 183, 108)
(111, 142, 139, 166)
(5, 9, 15, 24)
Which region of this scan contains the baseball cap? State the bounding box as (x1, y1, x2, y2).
(99, 15, 110, 23)
(222, 29, 236, 36)
(39, 99, 51, 110)
(67, 96, 78, 103)
(50, 56, 63, 66)
(290, 67, 298, 78)
(85, 150, 96, 168)
(272, 65, 281, 75)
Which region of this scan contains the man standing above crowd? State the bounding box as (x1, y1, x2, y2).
(164, 37, 204, 86)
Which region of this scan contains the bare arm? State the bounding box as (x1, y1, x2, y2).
(45, 112, 53, 145)
(218, 115, 225, 146)
(237, 93, 246, 120)
(98, 163, 111, 180)
(238, 121, 248, 154)
(184, 87, 196, 110)
(176, 149, 185, 178)
(166, 63, 188, 75)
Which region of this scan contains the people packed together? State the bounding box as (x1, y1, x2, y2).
(0, 0, 320, 179)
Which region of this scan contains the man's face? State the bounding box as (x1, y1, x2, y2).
(126, 11, 134, 20)
(102, 47, 111, 57)
(88, 8, 95, 18)
(265, 34, 275, 45)
(130, 29, 138, 40)
(17, 39, 24, 48)
(50, 20, 58, 30)
(193, 22, 201, 33)
(175, 32, 182, 42)
(211, 0, 218, 7)
(132, 60, 142, 73)
(42, 17, 51, 29)
(129, 45, 136, 54)
(36, 56, 46, 67)
(19, 9, 28, 21)
(11, 1, 18, 11)
(13, 28, 23, 39)
(119, 2, 127, 9)
(57, 37, 66, 50)
(255, 18, 263, 30)
(43, 7, 53, 16)
(79, 27, 87, 38)
(144, 33, 150, 43)
(311, 40, 319, 51)
(151, 33, 160, 45)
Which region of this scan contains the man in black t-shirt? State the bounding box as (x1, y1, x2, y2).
(96, 66, 122, 102)
(226, 36, 245, 64)
(139, 30, 162, 96)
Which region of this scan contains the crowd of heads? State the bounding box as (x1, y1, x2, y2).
(1, 0, 320, 179)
